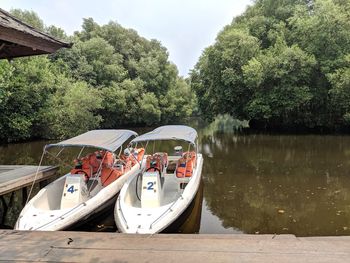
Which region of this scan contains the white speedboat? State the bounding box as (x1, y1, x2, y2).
(15, 129, 144, 231)
(114, 125, 203, 234)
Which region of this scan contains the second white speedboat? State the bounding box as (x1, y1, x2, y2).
(114, 125, 203, 234)
(15, 129, 143, 231)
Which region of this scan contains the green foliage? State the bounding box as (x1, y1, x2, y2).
(191, 0, 350, 130)
(0, 10, 195, 142)
(10, 9, 68, 41)
(191, 30, 260, 120)
(139, 93, 161, 125)
(328, 55, 350, 124)
(41, 80, 103, 139)
(161, 78, 197, 123)
(245, 41, 316, 126)
(0, 56, 102, 142)
(0, 57, 57, 141)
(10, 9, 45, 31)
(63, 37, 126, 86)
(54, 18, 196, 128)
(289, 0, 350, 73)
(46, 25, 68, 41)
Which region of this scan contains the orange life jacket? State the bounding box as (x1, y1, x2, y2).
(176, 152, 196, 178)
(71, 151, 114, 178)
(100, 167, 123, 186)
(127, 147, 145, 166)
(98, 151, 114, 167)
(71, 154, 98, 178)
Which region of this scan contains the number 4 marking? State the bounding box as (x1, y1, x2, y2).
(67, 185, 74, 193)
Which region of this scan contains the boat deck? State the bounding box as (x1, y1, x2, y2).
(0, 230, 350, 262)
(0, 165, 58, 195)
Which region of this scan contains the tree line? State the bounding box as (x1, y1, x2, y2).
(2, 0, 349, 143)
(0, 10, 196, 142)
(191, 0, 350, 131)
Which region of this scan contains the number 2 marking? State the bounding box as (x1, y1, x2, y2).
(67, 185, 74, 193)
(147, 182, 154, 190)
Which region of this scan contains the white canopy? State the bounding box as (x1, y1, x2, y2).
(45, 130, 138, 152)
(131, 125, 197, 145)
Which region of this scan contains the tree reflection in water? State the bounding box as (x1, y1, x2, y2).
(200, 129, 350, 236)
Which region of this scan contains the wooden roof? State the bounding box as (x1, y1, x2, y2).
(0, 8, 71, 59)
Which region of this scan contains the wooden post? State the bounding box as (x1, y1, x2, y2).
(22, 187, 27, 207)
(0, 192, 13, 226)
(0, 196, 7, 225)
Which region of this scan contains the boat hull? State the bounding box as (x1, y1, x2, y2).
(115, 154, 203, 234)
(162, 179, 203, 233)
(15, 164, 140, 231)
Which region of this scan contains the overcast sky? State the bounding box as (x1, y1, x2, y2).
(2, 0, 251, 76)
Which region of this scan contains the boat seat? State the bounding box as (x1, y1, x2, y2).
(146, 153, 168, 174)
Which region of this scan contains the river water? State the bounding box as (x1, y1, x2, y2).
(2, 123, 350, 236)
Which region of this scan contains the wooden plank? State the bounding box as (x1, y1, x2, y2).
(0, 165, 25, 174)
(0, 165, 58, 195)
(0, 231, 349, 262)
(0, 165, 27, 169)
(0, 166, 44, 183)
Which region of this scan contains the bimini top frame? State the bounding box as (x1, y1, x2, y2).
(45, 130, 138, 153)
(131, 125, 197, 145)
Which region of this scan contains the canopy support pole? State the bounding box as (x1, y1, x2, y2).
(25, 149, 46, 205)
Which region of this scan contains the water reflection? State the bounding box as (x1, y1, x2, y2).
(175, 180, 203, 234)
(0, 141, 48, 165)
(200, 132, 350, 236)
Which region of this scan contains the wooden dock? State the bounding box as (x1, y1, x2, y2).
(0, 230, 350, 262)
(0, 165, 58, 195)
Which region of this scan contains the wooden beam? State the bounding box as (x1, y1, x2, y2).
(0, 26, 64, 54)
(0, 44, 49, 59)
